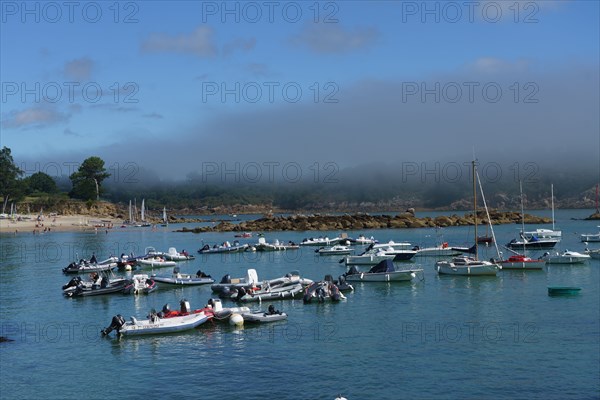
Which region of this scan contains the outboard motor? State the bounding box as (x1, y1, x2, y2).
(235, 287, 246, 302)
(101, 314, 126, 336)
(173, 266, 180, 274)
(158, 303, 170, 318)
(180, 299, 190, 314)
(200, 244, 210, 252)
(267, 304, 281, 315)
(348, 266, 359, 275)
(196, 270, 210, 278)
(220, 274, 231, 284)
(62, 276, 81, 290)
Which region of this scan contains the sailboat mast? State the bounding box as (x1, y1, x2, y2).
(473, 160, 478, 260)
(551, 184, 555, 231)
(596, 184, 600, 214)
(520, 181, 525, 255)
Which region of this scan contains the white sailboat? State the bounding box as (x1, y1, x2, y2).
(128, 200, 133, 224)
(522, 184, 562, 240)
(161, 207, 168, 226)
(435, 161, 500, 276)
(500, 182, 546, 270)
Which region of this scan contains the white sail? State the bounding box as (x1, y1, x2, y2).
(141, 199, 145, 222)
(162, 207, 167, 224)
(129, 200, 132, 223)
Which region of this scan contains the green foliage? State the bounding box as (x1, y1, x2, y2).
(0, 147, 25, 211)
(69, 156, 110, 201)
(23, 172, 58, 194)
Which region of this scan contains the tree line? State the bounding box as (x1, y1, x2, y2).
(0, 147, 110, 213)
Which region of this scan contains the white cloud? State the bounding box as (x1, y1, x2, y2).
(291, 24, 378, 54)
(2, 106, 70, 129)
(223, 38, 256, 57)
(141, 26, 217, 57)
(468, 57, 531, 74)
(64, 57, 94, 80)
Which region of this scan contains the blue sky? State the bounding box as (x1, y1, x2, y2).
(1, 0, 599, 179)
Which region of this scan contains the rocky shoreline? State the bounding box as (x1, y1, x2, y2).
(175, 211, 552, 233)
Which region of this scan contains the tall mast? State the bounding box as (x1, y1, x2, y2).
(473, 160, 478, 260)
(551, 184, 555, 231)
(596, 184, 600, 214)
(520, 181, 525, 255)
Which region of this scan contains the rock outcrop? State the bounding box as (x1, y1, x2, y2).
(176, 211, 551, 233)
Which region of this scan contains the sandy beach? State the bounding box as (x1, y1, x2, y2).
(0, 214, 121, 234)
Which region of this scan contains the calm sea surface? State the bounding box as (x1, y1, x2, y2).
(1, 209, 599, 400)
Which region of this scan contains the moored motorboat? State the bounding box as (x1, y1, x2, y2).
(231, 282, 305, 303)
(163, 247, 195, 261)
(543, 250, 591, 264)
(198, 241, 249, 254)
(412, 243, 462, 257)
(212, 270, 312, 295)
(317, 245, 354, 255)
(349, 235, 378, 245)
(136, 256, 177, 268)
(151, 267, 214, 286)
(342, 249, 395, 266)
(122, 274, 158, 295)
(242, 305, 288, 323)
(366, 241, 417, 261)
(255, 237, 299, 251)
(299, 236, 342, 246)
(506, 236, 559, 250)
(344, 259, 422, 282)
(303, 280, 345, 303)
(211, 269, 260, 293)
(62, 256, 118, 274)
(580, 227, 600, 242)
(584, 248, 600, 259)
(101, 304, 211, 337)
(63, 273, 130, 297)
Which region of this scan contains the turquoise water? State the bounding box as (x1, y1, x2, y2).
(1, 209, 599, 399)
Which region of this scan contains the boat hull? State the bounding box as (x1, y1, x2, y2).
(435, 261, 499, 276)
(548, 287, 581, 296)
(136, 259, 177, 268)
(241, 312, 288, 323)
(500, 260, 545, 270)
(344, 270, 419, 282)
(152, 276, 214, 285)
(119, 313, 210, 336)
(344, 255, 395, 265)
